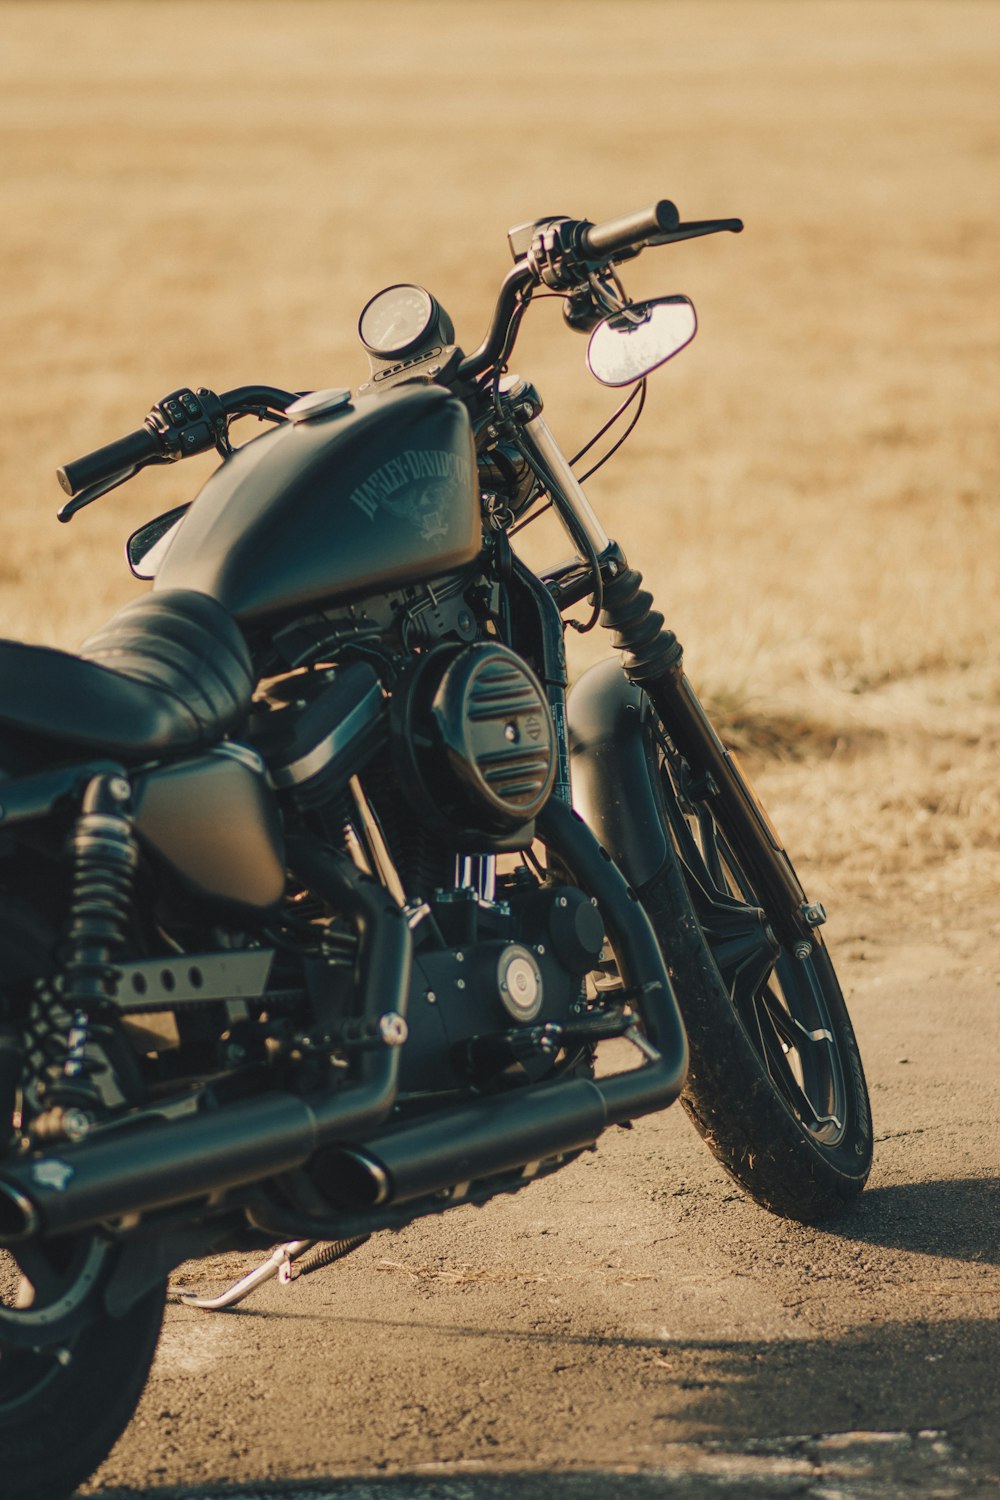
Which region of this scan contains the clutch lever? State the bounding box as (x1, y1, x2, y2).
(57, 457, 172, 523)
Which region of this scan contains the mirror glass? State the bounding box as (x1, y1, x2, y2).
(126, 503, 190, 580)
(587, 296, 697, 387)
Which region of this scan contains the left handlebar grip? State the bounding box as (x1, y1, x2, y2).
(57, 426, 161, 498)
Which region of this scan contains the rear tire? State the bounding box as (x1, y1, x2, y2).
(0, 1238, 165, 1500)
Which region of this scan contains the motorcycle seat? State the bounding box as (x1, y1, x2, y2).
(0, 589, 253, 763)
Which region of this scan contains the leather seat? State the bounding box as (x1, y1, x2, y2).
(0, 590, 253, 762)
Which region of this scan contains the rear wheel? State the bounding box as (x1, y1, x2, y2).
(0, 1235, 166, 1500)
(642, 743, 872, 1221)
(0, 894, 166, 1500)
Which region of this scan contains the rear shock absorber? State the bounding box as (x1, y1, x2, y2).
(34, 771, 138, 1139)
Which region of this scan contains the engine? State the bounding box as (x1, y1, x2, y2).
(400, 878, 605, 1095)
(253, 636, 602, 1101)
(258, 639, 556, 854)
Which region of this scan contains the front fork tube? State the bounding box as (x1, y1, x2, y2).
(516, 411, 815, 950)
(552, 544, 815, 951)
(519, 411, 611, 558)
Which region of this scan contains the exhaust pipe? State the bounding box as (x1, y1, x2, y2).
(0, 1090, 328, 1244)
(537, 797, 688, 1124)
(319, 1076, 609, 1210)
(0, 842, 410, 1245)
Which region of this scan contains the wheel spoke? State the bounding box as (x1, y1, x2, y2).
(696, 806, 727, 893)
(759, 983, 833, 1051)
(693, 892, 780, 1027)
(751, 994, 837, 1130)
(658, 752, 851, 1149)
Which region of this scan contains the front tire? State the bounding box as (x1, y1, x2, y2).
(642, 754, 873, 1222)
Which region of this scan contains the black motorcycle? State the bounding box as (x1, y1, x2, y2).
(0, 200, 872, 1500)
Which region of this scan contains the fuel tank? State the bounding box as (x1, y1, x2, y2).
(153, 385, 481, 626)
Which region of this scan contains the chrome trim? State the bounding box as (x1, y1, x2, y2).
(349, 776, 406, 907)
(286, 388, 353, 423)
(456, 854, 497, 903)
(339, 1147, 391, 1207)
(520, 412, 611, 557)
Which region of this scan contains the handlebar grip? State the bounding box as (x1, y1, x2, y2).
(579, 200, 681, 261)
(58, 425, 161, 498)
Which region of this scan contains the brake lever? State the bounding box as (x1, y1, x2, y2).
(647, 218, 744, 246)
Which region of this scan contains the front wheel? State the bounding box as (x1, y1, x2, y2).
(642, 748, 873, 1222)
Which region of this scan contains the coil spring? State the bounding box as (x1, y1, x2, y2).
(295, 1234, 370, 1277)
(44, 773, 138, 1110)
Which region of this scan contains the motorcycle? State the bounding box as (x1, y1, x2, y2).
(0, 199, 872, 1500)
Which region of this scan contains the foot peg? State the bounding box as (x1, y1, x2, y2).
(179, 1235, 369, 1311)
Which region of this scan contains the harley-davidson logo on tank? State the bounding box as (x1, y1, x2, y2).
(350, 449, 474, 542)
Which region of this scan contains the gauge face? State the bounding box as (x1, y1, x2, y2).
(359, 284, 436, 358)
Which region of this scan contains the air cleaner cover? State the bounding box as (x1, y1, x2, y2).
(394, 642, 556, 842)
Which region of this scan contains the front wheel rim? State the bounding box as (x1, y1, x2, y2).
(664, 780, 851, 1149)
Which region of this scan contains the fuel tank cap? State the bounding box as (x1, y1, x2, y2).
(286, 388, 353, 423)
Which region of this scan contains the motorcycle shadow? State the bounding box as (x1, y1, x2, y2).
(84, 1317, 1000, 1499)
(816, 1175, 1000, 1266)
(86, 1178, 1000, 1500)
(84, 1476, 768, 1500)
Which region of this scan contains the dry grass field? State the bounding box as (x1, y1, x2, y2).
(1, 0, 998, 924)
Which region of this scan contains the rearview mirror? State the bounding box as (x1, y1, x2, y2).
(126, 503, 189, 580)
(587, 296, 697, 387)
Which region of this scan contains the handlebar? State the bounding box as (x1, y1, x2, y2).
(58, 426, 160, 499)
(459, 199, 742, 382)
(55, 201, 741, 515)
(56, 384, 299, 521)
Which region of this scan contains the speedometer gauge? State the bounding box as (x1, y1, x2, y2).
(358, 284, 438, 358)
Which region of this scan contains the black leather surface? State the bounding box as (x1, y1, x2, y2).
(0, 590, 253, 761)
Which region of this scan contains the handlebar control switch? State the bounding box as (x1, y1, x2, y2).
(507, 216, 573, 264)
(526, 219, 593, 292)
(145, 387, 227, 460)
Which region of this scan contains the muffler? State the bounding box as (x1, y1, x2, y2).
(318, 1076, 608, 1210)
(0, 1090, 326, 1244)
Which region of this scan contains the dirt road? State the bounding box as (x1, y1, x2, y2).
(84, 898, 999, 1499)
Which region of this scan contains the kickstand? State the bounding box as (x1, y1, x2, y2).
(179, 1240, 316, 1311)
